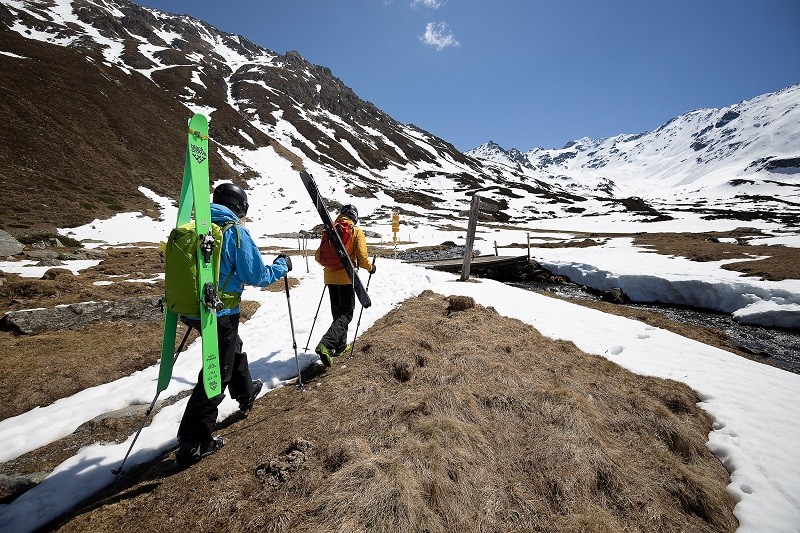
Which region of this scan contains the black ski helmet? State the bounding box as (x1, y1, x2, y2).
(340, 204, 358, 224)
(213, 183, 249, 217)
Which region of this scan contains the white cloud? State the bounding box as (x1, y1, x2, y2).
(419, 21, 460, 51)
(411, 0, 444, 8)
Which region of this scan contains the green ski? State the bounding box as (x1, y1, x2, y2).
(157, 114, 222, 399)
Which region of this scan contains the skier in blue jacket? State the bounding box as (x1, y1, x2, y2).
(176, 182, 292, 468)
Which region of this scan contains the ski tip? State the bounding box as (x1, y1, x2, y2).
(188, 113, 208, 128)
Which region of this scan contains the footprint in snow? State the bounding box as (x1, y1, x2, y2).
(608, 345, 624, 355)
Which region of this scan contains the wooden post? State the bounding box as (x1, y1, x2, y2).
(494, 241, 498, 256)
(527, 232, 530, 262)
(461, 195, 481, 281)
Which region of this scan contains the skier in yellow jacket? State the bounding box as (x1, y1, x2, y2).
(314, 204, 375, 367)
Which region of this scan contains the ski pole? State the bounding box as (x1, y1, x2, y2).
(112, 324, 194, 481)
(283, 275, 303, 389)
(348, 256, 377, 359)
(304, 285, 327, 351)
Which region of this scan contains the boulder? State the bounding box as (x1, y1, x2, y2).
(0, 230, 23, 257)
(601, 287, 631, 304)
(34, 258, 65, 267)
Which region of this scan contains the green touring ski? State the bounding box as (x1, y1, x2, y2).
(158, 114, 222, 399)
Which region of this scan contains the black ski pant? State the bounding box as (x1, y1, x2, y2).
(178, 313, 255, 445)
(320, 283, 355, 352)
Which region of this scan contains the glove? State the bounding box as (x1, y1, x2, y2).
(369, 263, 377, 274)
(274, 253, 292, 272)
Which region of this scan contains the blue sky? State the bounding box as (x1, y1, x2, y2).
(137, 0, 800, 151)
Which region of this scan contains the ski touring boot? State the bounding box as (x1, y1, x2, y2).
(238, 379, 263, 417)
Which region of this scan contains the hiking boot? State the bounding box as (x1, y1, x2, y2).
(238, 379, 263, 416)
(174, 439, 201, 469)
(174, 436, 224, 468)
(199, 436, 224, 458)
(315, 342, 333, 367)
(333, 344, 351, 357)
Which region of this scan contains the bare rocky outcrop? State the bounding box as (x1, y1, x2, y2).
(1, 295, 163, 334)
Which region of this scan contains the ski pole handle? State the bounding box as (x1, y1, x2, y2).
(366, 255, 377, 287)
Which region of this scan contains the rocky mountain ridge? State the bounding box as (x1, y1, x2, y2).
(1, 0, 798, 238)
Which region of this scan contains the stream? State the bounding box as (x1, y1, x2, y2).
(399, 248, 800, 374)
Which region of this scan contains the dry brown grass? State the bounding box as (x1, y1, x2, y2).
(633, 230, 800, 281)
(0, 321, 170, 421)
(49, 292, 736, 533)
(1, 234, 757, 530)
(0, 247, 165, 312)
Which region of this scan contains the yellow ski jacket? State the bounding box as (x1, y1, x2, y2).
(315, 215, 373, 285)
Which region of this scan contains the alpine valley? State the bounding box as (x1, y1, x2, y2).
(3, 2, 800, 532)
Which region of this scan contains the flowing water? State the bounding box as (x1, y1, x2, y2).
(400, 248, 800, 374)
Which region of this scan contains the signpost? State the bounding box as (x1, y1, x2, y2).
(392, 208, 400, 258)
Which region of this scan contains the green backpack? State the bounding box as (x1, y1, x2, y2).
(164, 221, 241, 317)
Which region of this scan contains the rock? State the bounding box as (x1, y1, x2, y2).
(601, 287, 630, 304)
(0, 296, 163, 334)
(0, 230, 24, 256)
(0, 472, 49, 502)
(85, 249, 108, 259)
(34, 258, 65, 267)
(31, 238, 65, 248)
(57, 252, 89, 260)
(255, 438, 313, 486)
(24, 249, 59, 260)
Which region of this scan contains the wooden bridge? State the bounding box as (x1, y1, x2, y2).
(403, 194, 535, 281)
(407, 255, 532, 277)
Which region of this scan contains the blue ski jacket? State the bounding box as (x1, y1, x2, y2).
(211, 203, 289, 316)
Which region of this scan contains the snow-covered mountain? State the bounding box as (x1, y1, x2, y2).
(0, 0, 500, 236)
(468, 86, 800, 221)
(1, 0, 798, 238)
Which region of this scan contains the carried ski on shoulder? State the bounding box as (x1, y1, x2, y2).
(158, 113, 222, 399)
(299, 170, 371, 308)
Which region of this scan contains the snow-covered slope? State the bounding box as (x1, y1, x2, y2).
(0, 0, 503, 232)
(468, 85, 800, 217)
